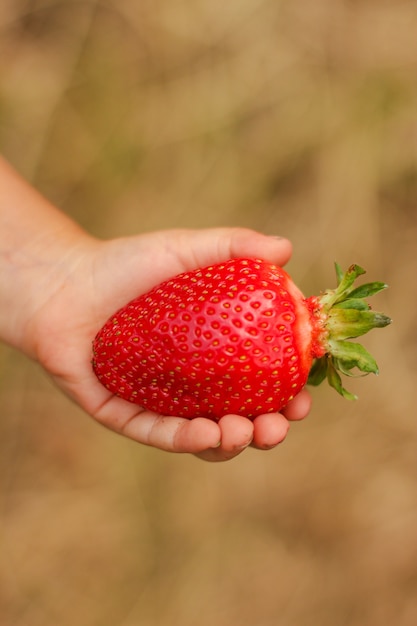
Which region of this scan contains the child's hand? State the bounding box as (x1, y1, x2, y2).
(27, 228, 311, 461)
(0, 158, 310, 461)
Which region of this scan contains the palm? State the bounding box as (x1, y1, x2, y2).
(33, 229, 311, 461)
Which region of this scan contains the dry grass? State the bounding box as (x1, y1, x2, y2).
(1, 1, 416, 625)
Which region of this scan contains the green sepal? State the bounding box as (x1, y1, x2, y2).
(328, 308, 392, 340)
(334, 358, 361, 377)
(348, 281, 388, 299)
(328, 339, 379, 374)
(327, 361, 358, 401)
(333, 264, 366, 303)
(307, 263, 391, 402)
(320, 264, 367, 308)
(335, 262, 344, 286)
(334, 298, 370, 311)
(308, 356, 328, 386)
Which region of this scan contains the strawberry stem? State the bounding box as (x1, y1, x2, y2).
(308, 263, 391, 400)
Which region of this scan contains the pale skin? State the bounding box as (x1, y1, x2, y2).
(0, 156, 311, 462)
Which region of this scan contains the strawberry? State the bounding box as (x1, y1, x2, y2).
(92, 259, 390, 420)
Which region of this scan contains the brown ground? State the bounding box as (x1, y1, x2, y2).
(0, 1, 416, 625)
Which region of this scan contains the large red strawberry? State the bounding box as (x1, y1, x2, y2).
(92, 259, 390, 420)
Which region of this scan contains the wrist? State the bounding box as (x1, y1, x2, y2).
(0, 157, 96, 357)
(0, 220, 95, 358)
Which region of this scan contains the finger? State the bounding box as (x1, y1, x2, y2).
(281, 388, 312, 421)
(122, 414, 221, 453)
(170, 227, 293, 272)
(92, 393, 221, 453)
(196, 414, 254, 462)
(251, 412, 290, 450)
(95, 228, 293, 317)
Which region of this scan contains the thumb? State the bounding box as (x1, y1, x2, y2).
(93, 227, 293, 315)
(149, 227, 293, 275)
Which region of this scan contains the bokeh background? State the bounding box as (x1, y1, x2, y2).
(0, 1, 416, 625)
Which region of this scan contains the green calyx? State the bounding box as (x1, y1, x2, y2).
(307, 263, 391, 400)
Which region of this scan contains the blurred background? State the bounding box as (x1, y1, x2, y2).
(0, 1, 416, 625)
